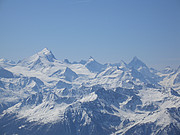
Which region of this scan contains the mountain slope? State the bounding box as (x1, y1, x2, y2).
(0, 58, 16, 68)
(0, 48, 179, 135)
(0, 67, 14, 78)
(17, 48, 56, 70)
(85, 57, 106, 73)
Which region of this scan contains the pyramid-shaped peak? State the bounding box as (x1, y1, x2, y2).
(36, 48, 56, 62)
(64, 67, 78, 81)
(88, 56, 95, 61)
(128, 56, 147, 69)
(131, 56, 144, 63)
(42, 47, 50, 52)
(133, 56, 144, 63)
(38, 48, 52, 55)
(63, 59, 71, 64)
(17, 48, 57, 68)
(65, 67, 73, 72)
(85, 57, 105, 73)
(133, 56, 139, 60)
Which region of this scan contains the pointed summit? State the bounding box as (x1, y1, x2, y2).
(89, 56, 95, 61)
(41, 48, 50, 53)
(63, 59, 71, 64)
(85, 57, 105, 73)
(17, 48, 56, 70)
(128, 56, 147, 69)
(37, 48, 56, 62)
(63, 67, 78, 81)
(128, 56, 159, 84)
(38, 48, 52, 56)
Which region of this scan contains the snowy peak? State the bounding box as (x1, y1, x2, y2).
(63, 67, 78, 82)
(1, 49, 180, 135)
(88, 56, 95, 62)
(36, 48, 56, 62)
(39, 48, 50, 54)
(17, 48, 56, 70)
(50, 67, 78, 82)
(128, 57, 159, 84)
(85, 56, 105, 73)
(38, 48, 50, 55)
(63, 59, 71, 64)
(128, 56, 147, 69)
(79, 60, 87, 65)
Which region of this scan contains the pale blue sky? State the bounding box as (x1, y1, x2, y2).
(0, 0, 180, 69)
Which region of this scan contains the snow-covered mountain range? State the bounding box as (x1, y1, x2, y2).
(0, 48, 180, 135)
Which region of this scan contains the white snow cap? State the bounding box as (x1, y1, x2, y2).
(36, 48, 56, 62)
(38, 48, 53, 56)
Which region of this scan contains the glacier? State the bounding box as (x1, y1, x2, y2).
(0, 48, 180, 135)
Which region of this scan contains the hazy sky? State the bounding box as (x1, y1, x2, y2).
(0, 0, 180, 69)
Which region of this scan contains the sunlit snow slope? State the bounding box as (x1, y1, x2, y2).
(0, 48, 179, 135)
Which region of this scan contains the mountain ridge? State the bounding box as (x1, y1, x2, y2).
(0, 48, 179, 135)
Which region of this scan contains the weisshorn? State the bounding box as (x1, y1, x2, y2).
(0, 48, 180, 135)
